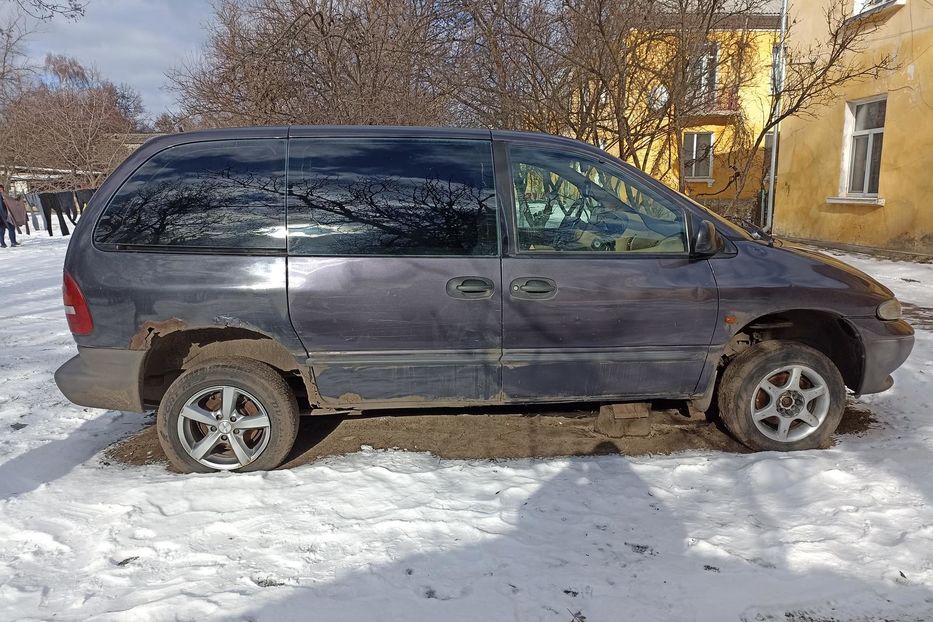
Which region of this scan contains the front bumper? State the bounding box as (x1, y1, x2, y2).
(55, 346, 147, 412)
(849, 318, 914, 395)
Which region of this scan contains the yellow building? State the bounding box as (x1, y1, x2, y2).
(775, 0, 933, 254)
(680, 24, 781, 210)
(598, 7, 782, 215)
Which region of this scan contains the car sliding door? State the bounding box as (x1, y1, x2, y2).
(286, 136, 502, 407)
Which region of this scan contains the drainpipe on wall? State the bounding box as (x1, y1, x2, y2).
(765, 0, 789, 231)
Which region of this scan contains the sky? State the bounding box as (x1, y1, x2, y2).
(22, 0, 214, 117)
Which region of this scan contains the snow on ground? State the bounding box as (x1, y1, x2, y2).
(1, 234, 932, 622)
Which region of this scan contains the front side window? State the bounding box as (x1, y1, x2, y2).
(683, 132, 713, 179)
(95, 139, 286, 249)
(287, 139, 498, 256)
(847, 98, 886, 195)
(510, 145, 687, 254)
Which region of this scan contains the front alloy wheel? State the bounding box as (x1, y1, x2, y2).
(750, 365, 830, 443)
(719, 340, 846, 451)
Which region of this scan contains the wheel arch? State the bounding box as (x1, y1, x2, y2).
(720, 309, 865, 393)
(139, 327, 320, 410)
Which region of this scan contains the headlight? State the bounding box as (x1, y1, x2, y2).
(877, 299, 902, 320)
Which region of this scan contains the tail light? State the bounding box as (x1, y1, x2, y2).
(63, 272, 93, 335)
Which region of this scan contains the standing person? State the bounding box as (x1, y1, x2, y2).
(7, 194, 29, 234)
(0, 184, 18, 247)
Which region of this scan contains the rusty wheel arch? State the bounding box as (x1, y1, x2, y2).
(138, 326, 321, 411)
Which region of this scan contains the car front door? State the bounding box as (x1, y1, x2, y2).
(499, 141, 719, 401)
(286, 135, 502, 407)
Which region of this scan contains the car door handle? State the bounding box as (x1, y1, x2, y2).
(446, 276, 495, 299)
(510, 277, 557, 299)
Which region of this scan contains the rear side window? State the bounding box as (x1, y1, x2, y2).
(94, 139, 286, 250)
(287, 138, 498, 256)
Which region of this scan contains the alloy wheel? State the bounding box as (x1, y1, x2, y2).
(749, 365, 831, 443)
(176, 385, 272, 471)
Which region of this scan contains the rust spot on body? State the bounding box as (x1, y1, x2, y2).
(130, 318, 187, 350)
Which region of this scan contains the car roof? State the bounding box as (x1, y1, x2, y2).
(140, 125, 611, 161)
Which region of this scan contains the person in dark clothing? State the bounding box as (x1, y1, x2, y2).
(0, 184, 18, 247)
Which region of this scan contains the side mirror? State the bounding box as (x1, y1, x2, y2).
(693, 219, 725, 257)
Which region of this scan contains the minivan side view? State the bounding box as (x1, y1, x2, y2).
(55, 126, 914, 473)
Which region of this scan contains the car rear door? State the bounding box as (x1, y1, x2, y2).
(286, 133, 503, 407)
(497, 140, 719, 401)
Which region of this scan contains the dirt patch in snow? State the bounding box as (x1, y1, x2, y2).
(105, 401, 876, 469)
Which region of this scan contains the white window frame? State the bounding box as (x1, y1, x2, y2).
(683, 131, 714, 182)
(853, 0, 905, 16)
(691, 42, 719, 105)
(838, 95, 886, 198)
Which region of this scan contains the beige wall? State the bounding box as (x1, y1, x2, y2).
(774, 0, 933, 253)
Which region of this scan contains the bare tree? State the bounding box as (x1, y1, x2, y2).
(695, 0, 897, 211)
(0, 11, 34, 185)
(149, 112, 205, 134)
(0, 12, 32, 105)
(456, 0, 895, 213)
(448, 0, 576, 135)
(463, 0, 771, 182)
(174, 0, 771, 153)
(1, 55, 146, 189)
(9, 0, 85, 20)
(171, 0, 462, 127)
(170, 0, 895, 221)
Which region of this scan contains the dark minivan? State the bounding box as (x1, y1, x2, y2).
(55, 126, 913, 472)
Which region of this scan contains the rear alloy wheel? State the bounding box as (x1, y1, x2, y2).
(177, 385, 272, 470)
(718, 340, 846, 451)
(157, 358, 299, 473)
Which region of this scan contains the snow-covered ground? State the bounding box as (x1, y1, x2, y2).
(1, 233, 932, 622)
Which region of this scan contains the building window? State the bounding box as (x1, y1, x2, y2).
(683, 132, 713, 179)
(690, 42, 718, 105)
(770, 44, 782, 94)
(846, 98, 886, 195)
(763, 131, 776, 180)
(853, 0, 902, 15)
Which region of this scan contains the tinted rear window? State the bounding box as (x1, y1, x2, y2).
(287, 138, 498, 256)
(94, 139, 286, 249)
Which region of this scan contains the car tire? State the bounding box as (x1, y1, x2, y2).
(718, 340, 846, 451)
(157, 358, 299, 473)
